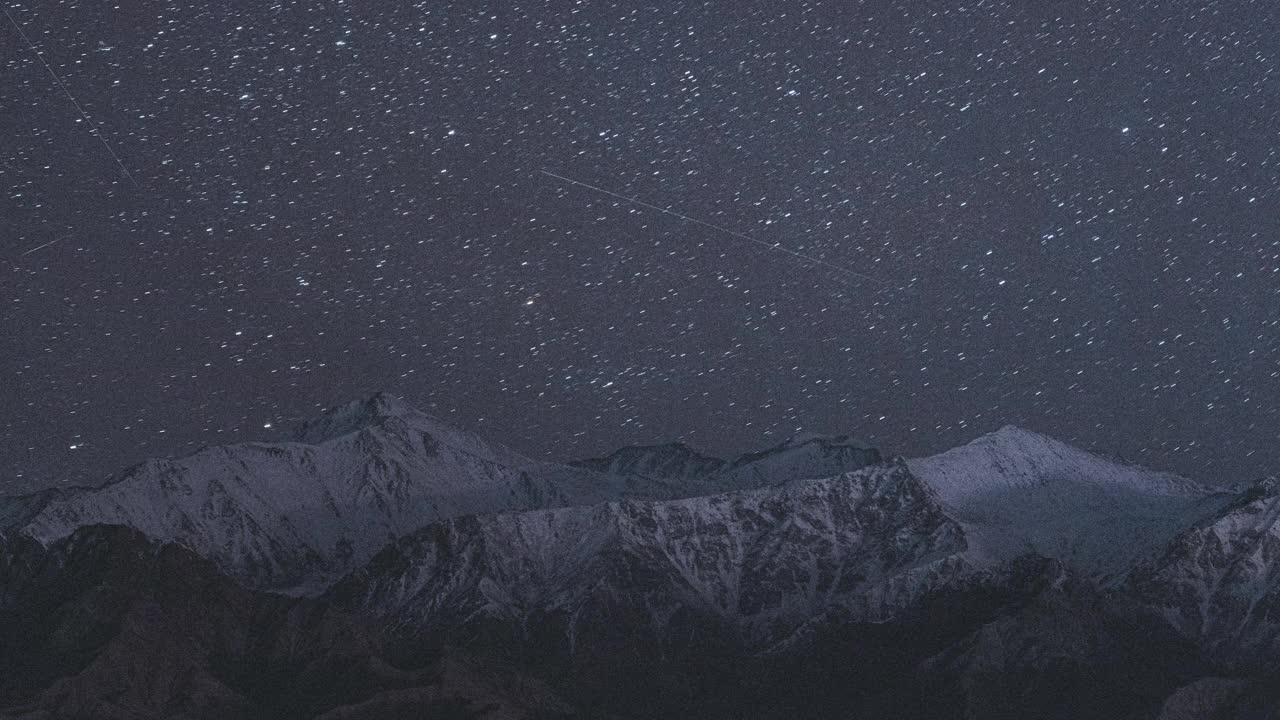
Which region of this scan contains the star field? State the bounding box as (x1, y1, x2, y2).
(2, 1, 1279, 492)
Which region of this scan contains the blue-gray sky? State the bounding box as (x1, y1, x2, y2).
(3, 1, 1277, 492)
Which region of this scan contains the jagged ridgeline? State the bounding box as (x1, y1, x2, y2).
(3, 393, 1280, 719)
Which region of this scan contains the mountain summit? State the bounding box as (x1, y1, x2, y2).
(908, 425, 1234, 579)
(293, 392, 447, 444)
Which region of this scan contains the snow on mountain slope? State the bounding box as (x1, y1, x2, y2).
(2, 396, 882, 596)
(907, 426, 1234, 580)
(12, 394, 665, 593)
(5, 400, 1237, 609)
(1130, 477, 1280, 663)
(329, 461, 972, 645)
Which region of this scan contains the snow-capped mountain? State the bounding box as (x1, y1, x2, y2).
(6, 395, 1280, 718)
(327, 423, 1241, 647)
(329, 461, 971, 645)
(907, 426, 1235, 580)
(2, 395, 884, 594)
(6, 394, 664, 592)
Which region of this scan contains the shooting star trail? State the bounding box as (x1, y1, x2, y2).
(20, 239, 61, 256)
(3, 7, 139, 188)
(540, 170, 887, 285)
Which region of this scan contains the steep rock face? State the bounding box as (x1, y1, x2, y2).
(1130, 477, 1280, 664)
(329, 461, 970, 645)
(12, 394, 647, 593)
(908, 426, 1233, 580)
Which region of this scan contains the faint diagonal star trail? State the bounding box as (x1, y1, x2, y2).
(3, 7, 140, 188)
(19, 239, 62, 256)
(540, 170, 887, 286)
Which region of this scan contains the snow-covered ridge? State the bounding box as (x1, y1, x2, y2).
(9, 394, 646, 592)
(329, 461, 972, 644)
(2, 394, 884, 594)
(329, 424, 1244, 645)
(0, 396, 1246, 613)
(908, 425, 1235, 580)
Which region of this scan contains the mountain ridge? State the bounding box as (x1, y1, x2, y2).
(326, 460, 974, 645)
(5, 393, 1280, 717)
(2, 393, 886, 594)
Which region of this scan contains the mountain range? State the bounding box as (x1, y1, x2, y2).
(3, 393, 1280, 719)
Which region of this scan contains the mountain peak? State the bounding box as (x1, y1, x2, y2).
(917, 423, 1213, 501)
(973, 424, 1057, 446)
(293, 392, 426, 444)
(907, 425, 1227, 579)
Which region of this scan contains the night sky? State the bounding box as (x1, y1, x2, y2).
(3, 1, 1278, 494)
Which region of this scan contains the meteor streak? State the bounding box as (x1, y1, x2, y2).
(20, 239, 62, 256)
(540, 170, 886, 285)
(4, 8, 139, 188)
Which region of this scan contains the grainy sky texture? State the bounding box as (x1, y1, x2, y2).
(2, 1, 1278, 492)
